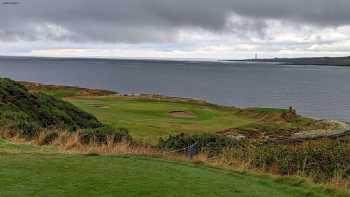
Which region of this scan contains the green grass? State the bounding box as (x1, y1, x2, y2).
(0, 140, 338, 197)
(0, 139, 57, 154)
(20, 81, 116, 98)
(251, 107, 289, 113)
(66, 97, 254, 143)
(41, 88, 86, 98)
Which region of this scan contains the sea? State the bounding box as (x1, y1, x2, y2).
(0, 56, 349, 121)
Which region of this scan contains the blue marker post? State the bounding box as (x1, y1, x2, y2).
(187, 142, 198, 161)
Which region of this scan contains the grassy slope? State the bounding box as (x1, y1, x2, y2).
(20, 81, 116, 98)
(0, 140, 336, 197)
(66, 96, 253, 143)
(0, 78, 102, 130)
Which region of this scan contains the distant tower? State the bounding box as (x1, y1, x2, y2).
(254, 53, 258, 60)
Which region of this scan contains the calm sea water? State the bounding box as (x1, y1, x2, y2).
(0, 56, 349, 121)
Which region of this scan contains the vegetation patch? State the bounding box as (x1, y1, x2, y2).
(79, 125, 131, 145)
(223, 137, 350, 183)
(20, 81, 116, 98)
(0, 78, 103, 135)
(158, 132, 350, 187)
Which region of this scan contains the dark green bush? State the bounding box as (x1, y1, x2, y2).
(40, 132, 59, 145)
(10, 121, 40, 138)
(225, 139, 350, 181)
(79, 126, 132, 145)
(157, 133, 239, 155)
(0, 78, 103, 135)
(159, 132, 350, 182)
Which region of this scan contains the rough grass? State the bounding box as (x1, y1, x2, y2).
(0, 139, 340, 197)
(20, 81, 116, 98)
(250, 107, 289, 113)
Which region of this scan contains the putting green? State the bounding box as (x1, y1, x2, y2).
(66, 96, 254, 143)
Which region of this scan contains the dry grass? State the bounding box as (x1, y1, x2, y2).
(1, 129, 174, 158)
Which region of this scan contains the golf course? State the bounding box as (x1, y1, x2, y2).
(0, 79, 348, 197)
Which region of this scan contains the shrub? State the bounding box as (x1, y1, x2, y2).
(157, 133, 239, 156)
(224, 138, 350, 181)
(79, 126, 132, 145)
(159, 133, 350, 182)
(40, 132, 59, 145)
(9, 121, 40, 138)
(0, 78, 103, 135)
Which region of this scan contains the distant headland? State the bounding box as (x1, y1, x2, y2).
(230, 56, 350, 67)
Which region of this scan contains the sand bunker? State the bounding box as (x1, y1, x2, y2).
(169, 111, 195, 118)
(89, 104, 111, 109)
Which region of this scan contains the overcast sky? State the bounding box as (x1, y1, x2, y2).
(1, 0, 350, 59)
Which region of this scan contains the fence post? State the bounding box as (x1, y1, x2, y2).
(187, 143, 197, 161)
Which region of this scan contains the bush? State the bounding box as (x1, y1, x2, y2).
(157, 133, 239, 156)
(0, 78, 103, 136)
(40, 132, 59, 145)
(10, 121, 40, 138)
(159, 133, 350, 182)
(79, 126, 132, 145)
(224, 139, 350, 181)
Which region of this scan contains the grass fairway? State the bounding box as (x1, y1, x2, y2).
(0, 140, 335, 197)
(66, 96, 254, 143)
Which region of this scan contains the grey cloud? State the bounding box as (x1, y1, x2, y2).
(1, 0, 350, 43)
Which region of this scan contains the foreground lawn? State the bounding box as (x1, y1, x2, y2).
(67, 96, 253, 143)
(0, 140, 336, 197)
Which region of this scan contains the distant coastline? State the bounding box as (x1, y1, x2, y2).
(3, 55, 350, 66)
(228, 56, 350, 67)
(0, 55, 219, 63)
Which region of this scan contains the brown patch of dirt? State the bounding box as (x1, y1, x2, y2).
(89, 104, 111, 109)
(237, 110, 289, 123)
(169, 111, 195, 118)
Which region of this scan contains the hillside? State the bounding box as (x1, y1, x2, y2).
(0, 78, 102, 133)
(19, 81, 117, 98)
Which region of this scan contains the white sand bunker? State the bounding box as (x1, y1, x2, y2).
(169, 111, 195, 118)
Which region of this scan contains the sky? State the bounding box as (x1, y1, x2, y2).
(1, 0, 350, 59)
